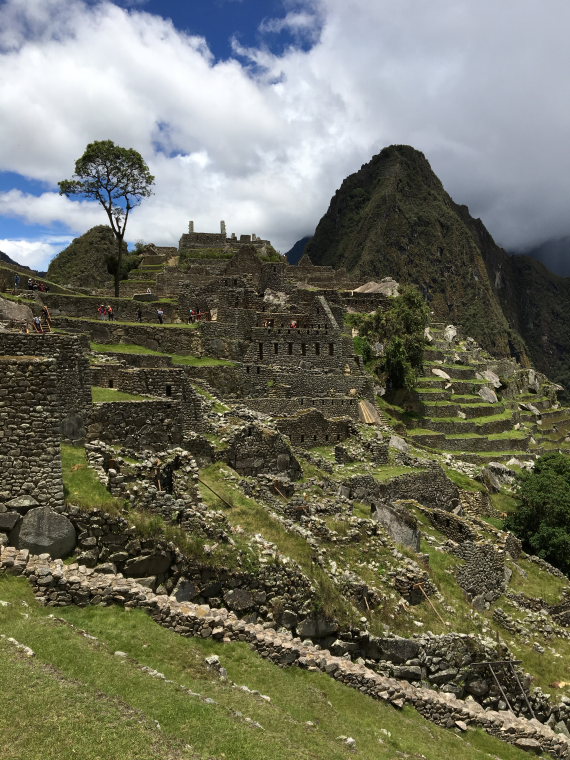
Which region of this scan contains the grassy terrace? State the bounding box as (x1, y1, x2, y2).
(58, 315, 200, 328)
(90, 342, 235, 367)
(61, 444, 125, 511)
(91, 386, 155, 402)
(0, 575, 536, 760)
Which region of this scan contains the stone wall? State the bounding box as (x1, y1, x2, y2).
(344, 467, 460, 512)
(453, 541, 506, 602)
(276, 409, 354, 447)
(87, 400, 185, 448)
(244, 396, 361, 421)
(4, 548, 569, 757)
(40, 293, 178, 323)
(0, 356, 64, 510)
(0, 332, 92, 438)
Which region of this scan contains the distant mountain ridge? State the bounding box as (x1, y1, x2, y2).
(285, 235, 312, 265)
(305, 144, 570, 390)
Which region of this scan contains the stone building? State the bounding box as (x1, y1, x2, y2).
(0, 355, 64, 509)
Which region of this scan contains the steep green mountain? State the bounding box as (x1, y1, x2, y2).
(305, 145, 570, 386)
(47, 225, 129, 288)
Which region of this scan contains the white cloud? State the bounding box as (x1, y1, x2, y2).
(0, 237, 73, 270)
(2, 0, 570, 271)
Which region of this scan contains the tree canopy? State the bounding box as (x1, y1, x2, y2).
(59, 140, 154, 296)
(347, 285, 430, 390)
(506, 452, 570, 575)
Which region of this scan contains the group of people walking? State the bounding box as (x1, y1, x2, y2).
(97, 304, 115, 321)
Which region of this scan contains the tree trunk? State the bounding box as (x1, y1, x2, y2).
(114, 233, 123, 297)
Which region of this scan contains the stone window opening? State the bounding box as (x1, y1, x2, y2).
(165, 384, 172, 397)
(301, 343, 306, 356)
(246, 366, 250, 374)
(108, 379, 114, 388)
(315, 343, 320, 355)
(258, 342, 263, 359)
(274, 342, 279, 355)
(329, 343, 334, 355)
(300, 434, 305, 442)
(256, 366, 261, 374)
(325, 434, 329, 441)
(288, 342, 293, 355)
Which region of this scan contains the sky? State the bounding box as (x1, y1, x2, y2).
(1, 0, 570, 270)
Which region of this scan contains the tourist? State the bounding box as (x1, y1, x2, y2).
(41, 305, 51, 327)
(137, 307, 143, 322)
(33, 315, 42, 333)
(14, 274, 20, 290)
(107, 305, 114, 321)
(97, 304, 105, 320)
(157, 308, 164, 324)
(188, 308, 196, 323)
(146, 287, 152, 294)
(27, 278, 33, 290)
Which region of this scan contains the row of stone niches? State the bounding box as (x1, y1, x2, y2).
(258, 341, 335, 359)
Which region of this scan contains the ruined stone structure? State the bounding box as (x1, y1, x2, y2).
(0, 355, 64, 510)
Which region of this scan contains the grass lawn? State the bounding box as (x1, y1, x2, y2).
(61, 444, 125, 512)
(90, 342, 234, 366)
(92, 386, 155, 402)
(0, 575, 536, 760)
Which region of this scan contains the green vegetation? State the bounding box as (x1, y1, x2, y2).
(59, 140, 155, 296)
(61, 444, 125, 511)
(62, 314, 199, 328)
(90, 342, 233, 366)
(348, 285, 430, 390)
(91, 386, 154, 402)
(0, 575, 537, 760)
(506, 452, 570, 574)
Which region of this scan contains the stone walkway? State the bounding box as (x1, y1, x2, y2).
(2, 544, 569, 759)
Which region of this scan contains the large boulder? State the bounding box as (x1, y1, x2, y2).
(225, 423, 302, 480)
(0, 295, 33, 324)
(10, 507, 76, 558)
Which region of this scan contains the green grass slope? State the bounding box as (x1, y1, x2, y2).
(0, 575, 536, 760)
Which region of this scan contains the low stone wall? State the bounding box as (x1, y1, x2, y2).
(40, 293, 178, 323)
(344, 468, 460, 512)
(2, 547, 569, 759)
(87, 400, 185, 448)
(453, 541, 506, 601)
(244, 396, 360, 420)
(0, 356, 64, 510)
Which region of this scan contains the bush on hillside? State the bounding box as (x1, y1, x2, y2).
(506, 452, 570, 575)
(348, 285, 429, 390)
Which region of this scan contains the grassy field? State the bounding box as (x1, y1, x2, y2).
(90, 342, 234, 366)
(0, 575, 538, 760)
(92, 386, 155, 402)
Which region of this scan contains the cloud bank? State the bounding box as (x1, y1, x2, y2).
(1, 0, 570, 268)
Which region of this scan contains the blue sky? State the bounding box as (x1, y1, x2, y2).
(2, 0, 570, 270)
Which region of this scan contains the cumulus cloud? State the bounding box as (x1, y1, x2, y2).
(0, 237, 73, 270)
(1, 0, 570, 269)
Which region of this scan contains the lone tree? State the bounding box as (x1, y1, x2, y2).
(59, 140, 155, 296)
